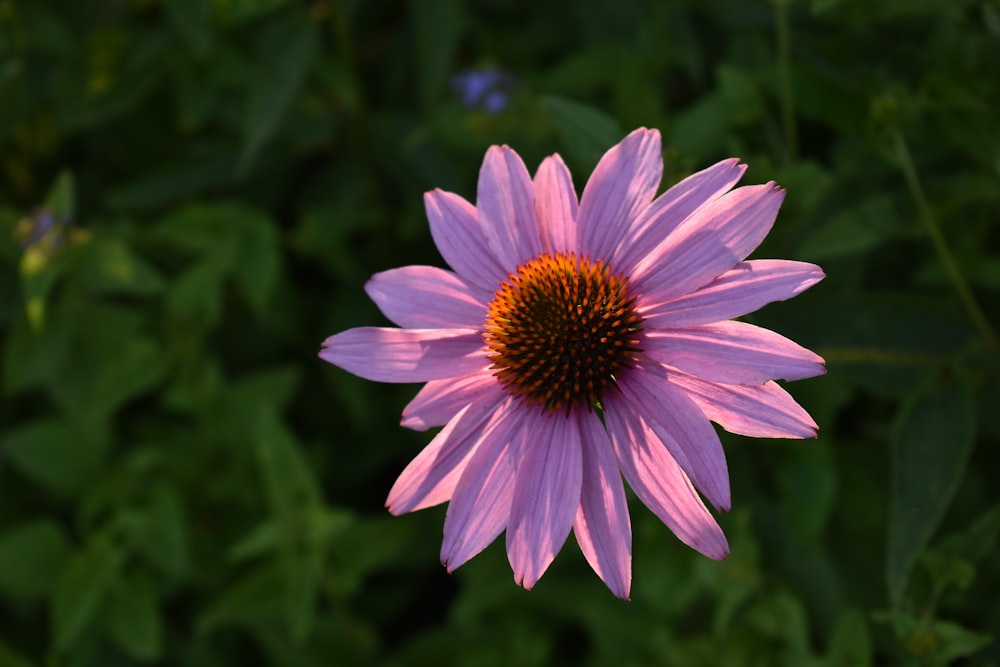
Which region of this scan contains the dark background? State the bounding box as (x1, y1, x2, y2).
(0, 0, 998, 664)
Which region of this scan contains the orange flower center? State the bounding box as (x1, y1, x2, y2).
(483, 252, 643, 413)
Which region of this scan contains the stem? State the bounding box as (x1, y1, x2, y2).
(892, 130, 1000, 352)
(817, 347, 946, 367)
(775, 0, 797, 163)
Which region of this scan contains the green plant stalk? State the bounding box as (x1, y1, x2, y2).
(775, 0, 797, 162)
(817, 347, 946, 367)
(892, 130, 1000, 352)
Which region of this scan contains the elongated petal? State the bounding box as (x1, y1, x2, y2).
(366, 265, 487, 329)
(387, 399, 498, 514)
(573, 409, 631, 600)
(613, 158, 746, 273)
(634, 183, 785, 305)
(604, 394, 729, 559)
(669, 373, 818, 439)
(507, 412, 583, 590)
(619, 367, 730, 510)
(425, 189, 507, 293)
(441, 400, 523, 571)
(640, 260, 825, 329)
(401, 373, 502, 431)
(644, 321, 826, 385)
(578, 128, 662, 260)
(477, 145, 543, 269)
(319, 327, 485, 382)
(534, 154, 578, 254)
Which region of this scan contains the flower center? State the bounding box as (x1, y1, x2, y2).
(483, 252, 643, 413)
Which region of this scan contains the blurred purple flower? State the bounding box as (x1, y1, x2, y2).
(451, 68, 514, 112)
(14, 207, 72, 250)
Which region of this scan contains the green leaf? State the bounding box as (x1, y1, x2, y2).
(874, 611, 993, 665)
(887, 377, 976, 607)
(254, 410, 324, 641)
(921, 551, 974, 594)
(777, 440, 836, 544)
(239, 9, 319, 173)
(827, 609, 872, 667)
(0, 641, 34, 667)
(540, 95, 624, 171)
(936, 503, 1000, 563)
(75, 237, 166, 296)
(1, 419, 106, 495)
(103, 573, 163, 662)
(44, 171, 75, 220)
(0, 520, 70, 600)
(798, 196, 905, 261)
(197, 562, 285, 634)
(151, 203, 242, 255)
(161, 0, 213, 55)
(138, 482, 190, 579)
(86, 337, 168, 417)
(52, 536, 126, 652)
(41, 304, 167, 421)
(413, 0, 462, 107)
(231, 207, 281, 314)
(215, 0, 288, 26)
(3, 313, 72, 393)
(166, 257, 229, 326)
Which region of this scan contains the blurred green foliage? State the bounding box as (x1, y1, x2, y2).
(1, 0, 998, 664)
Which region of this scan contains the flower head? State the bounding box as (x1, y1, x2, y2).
(319, 128, 825, 599)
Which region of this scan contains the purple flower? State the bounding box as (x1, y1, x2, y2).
(451, 68, 512, 112)
(14, 207, 72, 250)
(319, 128, 825, 599)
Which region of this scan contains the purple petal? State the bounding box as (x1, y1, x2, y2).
(618, 367, 731, 510)
(613, 158, 746, 273)
(669, 373, 818, 439)
(319, 327, 486, 382)
(577, 128, 663, 261)
(506, 411, 583, 590)
(644, 321, 826, 385)
(639, 260, 825, 329)
(425, 189, 507, 293)
(401, 373, 502, 431)
(573, 409, 632, 600)
(366, 265, 487, 329)
(633, 183, 785, 306)
(534, 154, 579, 254)
(604, 393, 729, 559)
(477, 145, 543, 269)
(387, 390, 510, 514)
(441, 399, 523, 571)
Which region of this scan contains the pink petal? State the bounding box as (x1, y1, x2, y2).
(604, 393, 729, 559)
(534, 154, 579, 254)
(506, 411, 583, 590)
(387, 390, 509, 514)
(401, 373, 502, 431)
(633, 183, 785, 306)
(644, 320, 826, 385)
(441, 399, 523, 571)
(425, 189, 507, 293)
(669, 373, 819, 439)
(365, 265, 487, 329)
(639, 259, 825, 329)
(577, 128, 663, 261)
(477, 145, 543, 269)
(573, 409, 632, 600)
(319, 327, 486, 383)
(613, 158, 746, 273)
(619, 367, 731, 510)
